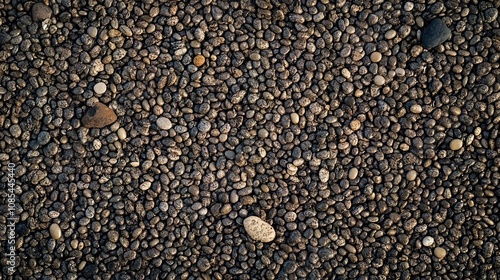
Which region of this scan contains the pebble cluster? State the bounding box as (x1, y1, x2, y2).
(0, 0, 499, 279)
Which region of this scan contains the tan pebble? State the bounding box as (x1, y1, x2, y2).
(370, 51, 382, 63)
(434, 247, 447, 259)
(258, 128, 269, 138)
(193, 54, 206, 66)
(410, 104, 422, 114)
(450, 106, 461, 116)
(406, 170, 417, 181)
(350, 119, 361, 131)
(49, 224, 62, 240)
(385, 29, 397, 39)
(243, 216, 276, 242)
(290, 113, 299, 124)
(117, 128, 127, 140)
(348, 167, 359, 180)
(374, 75, 385, 86)
(450, 139, 463, 151)
(395, 68, 406, 76)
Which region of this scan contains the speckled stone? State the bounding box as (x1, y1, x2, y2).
(193, 54, 206, 66)
(243, 216, 276, 243)
(31, 3, 52, 21)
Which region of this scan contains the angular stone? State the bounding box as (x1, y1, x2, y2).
(81, 102, 117, 128)
(243, 216, 276, 243)
(421, 18, 451, 49)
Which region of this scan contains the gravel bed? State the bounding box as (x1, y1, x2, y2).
(0, 0, 499, 279)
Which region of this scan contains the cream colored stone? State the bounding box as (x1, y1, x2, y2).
(290, 113, 299, 124)
(348, 167, 359, 180)
(117, 128, 127, 140)
(434, 247, 447, 259)
(49, 224, 62, 240)
(243, 216, 276, 242)
(450, 139, 463, 151)
(370, 51, 382, 63)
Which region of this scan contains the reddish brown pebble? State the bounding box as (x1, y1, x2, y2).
(193, 54, 206, 66)
(81, 102, 117, 128)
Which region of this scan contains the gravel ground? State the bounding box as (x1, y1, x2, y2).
(1, 0, 500, 279)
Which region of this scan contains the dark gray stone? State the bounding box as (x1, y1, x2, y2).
(421, 18, 451, 49)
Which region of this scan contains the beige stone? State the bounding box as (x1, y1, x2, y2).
(434, 247, 447, 259)
(374, 75, 385, 86)
(49, 223, 62, 240)
(290, 113, 299, 124)
(350, 119, 361, 131)
(348, 167, 359, 180)
(117, 128, 127, 140)
(193, 54, 206, 66)
(370, 51, 382, 63)
(450, 139, 463, 151)
(243, 216, 276, 242)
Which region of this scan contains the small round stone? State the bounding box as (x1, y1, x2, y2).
(449, 139, 463, 151)
(406, 170, 417, 181)
(258, 128, 269, 138)
(117, 128, 127, 140)
(404, 2, 414, 11)
(157, 117, 172, 130)
(87, 26, 98, 38)
(395, 68, 405, 76)
(49, 224, 62, 240)
(423, 236, 435, 247)
(374, 75, 385, 86)
(434, 247, 447, 259)
(385, 29, 397, 39)
(350, 119, 361, 131)
(93, 82, 107, 94)
(348, 167, 358, 180)
(193, 54, 206, 67)
(410, 104, 422, 114)
(370, 52, 382, 63)
(290, 113, 299, 124)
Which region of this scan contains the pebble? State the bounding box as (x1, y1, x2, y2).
(93, 82, 107, 94)
(81, 102, 117, 128)
(117, 128, 127, 140)
(350, 119, 361, 131)
(49, 224, 62, 240)
(348, 167, 358, 180)
(385, 30, 397, 40)
(373, 75, 385, 86)
(290, 113, 299, 124)
(193, 54, 205, 67)
(410, 104, 422, 114)
(319, 168, 329, 183)
(156, 117, 172, 130)
(449, 139, 463, 151)
(406, 170, 417, 181)
(423, 236, 435, 247)
(434, 247, 447, 259)
(243, 216, 276, 243)
(421, 18, 451, 49)
(87, 26, 98, 38)
(31, 3, 52, 21)
(370, 52, 382, 63)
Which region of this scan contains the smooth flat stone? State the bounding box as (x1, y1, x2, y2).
(374, 75, 385, 86)
(81, 102, 117, 128)
(434, 247, 447, 259)
(423, 236, 435, 247)
(450, 139, 463, 151)
(117, 128, 127, 140)
(32, 3, 52, 21)
(421, 18, 451, 49)
(93, 82, 107, 94)
(49, 224, 62, 240)
(157, 117, 172, 130)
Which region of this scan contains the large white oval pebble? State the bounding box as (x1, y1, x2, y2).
(243, 216, 276, 243)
